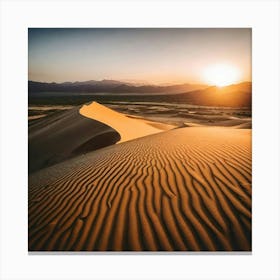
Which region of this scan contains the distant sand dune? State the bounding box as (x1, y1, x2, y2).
(29, 127, 251, 251)
(233, 121, 252, 129)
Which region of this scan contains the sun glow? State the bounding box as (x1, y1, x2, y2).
(203, 64, 241, 87)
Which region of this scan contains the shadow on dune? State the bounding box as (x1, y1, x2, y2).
(28, 106, 120, 174)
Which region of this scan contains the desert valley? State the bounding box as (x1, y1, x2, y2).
(28, 28, 252, 252)
(28, 81, 251, 251)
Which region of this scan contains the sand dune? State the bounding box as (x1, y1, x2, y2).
(80, 101, 163, 143)
(233, 122, 252, 129)
(29, 126, 251, 251)
(29, 103, 172, 173)
(28, 107, 120, 173)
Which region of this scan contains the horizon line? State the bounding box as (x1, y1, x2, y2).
(28, 79, 252, 86)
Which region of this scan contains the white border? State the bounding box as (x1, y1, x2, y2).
(0, 0, 279, 279)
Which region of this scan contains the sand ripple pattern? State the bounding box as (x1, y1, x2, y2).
(29, 127, 251, 251)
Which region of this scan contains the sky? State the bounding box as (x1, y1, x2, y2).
(28, 28, 251, 85)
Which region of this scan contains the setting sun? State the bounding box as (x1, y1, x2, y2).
(203, 64, 241, 87)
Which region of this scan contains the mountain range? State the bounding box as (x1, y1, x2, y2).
(28, 80, 252, 108)
(28, 80, 207, 94)
(174, 81, 252, 107)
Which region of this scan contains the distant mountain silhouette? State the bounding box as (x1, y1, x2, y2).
(28, 80, 251, 108)
(28, 80, 207, 94)
(176, 82, 252, 107)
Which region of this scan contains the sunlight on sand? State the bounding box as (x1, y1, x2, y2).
(80, 101, 168, 143)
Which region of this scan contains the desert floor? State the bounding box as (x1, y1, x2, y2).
(28, 102, 251, 251)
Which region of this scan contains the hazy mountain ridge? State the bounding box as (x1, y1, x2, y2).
(29, 80, 252, 108)
(28, 80, 207, 94)
(177, 82, 252, 107)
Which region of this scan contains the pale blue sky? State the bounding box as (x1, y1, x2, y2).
(28, 28, 251, 84)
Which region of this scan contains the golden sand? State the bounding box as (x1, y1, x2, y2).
(80, 101, 164, 143)
(29, 126, 251, 251)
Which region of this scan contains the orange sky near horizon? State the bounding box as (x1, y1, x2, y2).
(28, 28, 251, 85)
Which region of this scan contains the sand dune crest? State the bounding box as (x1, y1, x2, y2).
(80, 101, 164, 143)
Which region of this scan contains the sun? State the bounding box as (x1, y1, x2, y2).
(203, 64, 241, 87)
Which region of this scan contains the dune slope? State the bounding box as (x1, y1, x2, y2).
(29, 127, 251, 251)
(28, 107, 120, 173)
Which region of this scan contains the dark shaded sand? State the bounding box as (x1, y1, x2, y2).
(29, 127, 251, 251)
(28, 107, 121, 174)
(29, 103, 168, 173)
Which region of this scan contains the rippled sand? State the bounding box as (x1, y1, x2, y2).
(29, 124, 251, 251)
